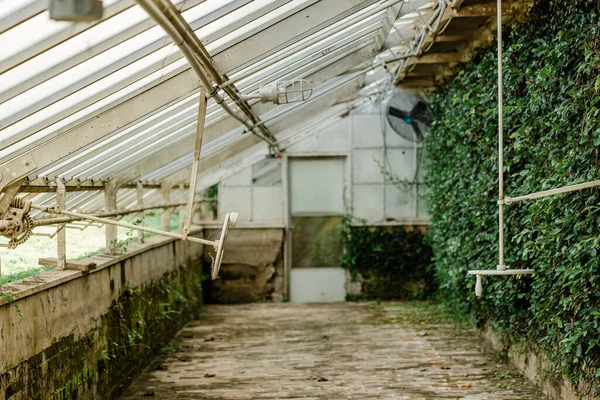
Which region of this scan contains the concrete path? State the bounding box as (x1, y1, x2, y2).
(122, 302, 545, 399)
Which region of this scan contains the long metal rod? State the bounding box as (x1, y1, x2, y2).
(34, 200, 208, 227)
(135, 0, 277, 148)
(31, 204, 218, 248)
(183, 88, 207, 238)
(497, 0, 505, 271)
(468, 269, 534, 276)
(152, 0, 277, 146)
(505, 180, 600, 204)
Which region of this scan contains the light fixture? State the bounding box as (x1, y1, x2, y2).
(242, 79, 313, 105)
(49, 0, 103, 22)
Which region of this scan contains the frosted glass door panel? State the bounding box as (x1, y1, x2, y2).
(289, 157, 345, 215)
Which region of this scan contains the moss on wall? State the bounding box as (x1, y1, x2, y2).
(0, 259, 203, 399)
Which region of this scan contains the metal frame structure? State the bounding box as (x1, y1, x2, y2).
(0, 0, 535, 281)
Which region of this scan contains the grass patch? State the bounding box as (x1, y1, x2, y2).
(1, 266, 54, 285)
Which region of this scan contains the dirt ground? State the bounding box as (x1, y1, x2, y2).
(122, 301, 546, 400)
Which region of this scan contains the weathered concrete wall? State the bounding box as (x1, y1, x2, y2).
(483, 327, 595, 400)
(0, 232, 204, 400)
(203, 228, 284, 303)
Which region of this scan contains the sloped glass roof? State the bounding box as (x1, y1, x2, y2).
(0, 0, 488, 217)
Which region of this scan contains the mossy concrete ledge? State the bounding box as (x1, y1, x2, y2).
(0, 228, 205, 400)
(483, 327, 596, 400)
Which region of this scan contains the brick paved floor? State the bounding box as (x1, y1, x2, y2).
(122, 302, 546, 399)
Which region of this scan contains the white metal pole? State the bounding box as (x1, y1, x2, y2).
(57, 180, 66, 269)
(497, 0, 505, 271)
(136, 181, 145, 244)
(179, 183, 185, 229)
(183, 88, 207, 239)
(105, 180, 118, 254)
(160, 182, 171, 232)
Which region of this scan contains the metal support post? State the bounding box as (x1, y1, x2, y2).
(179, 183, 185, 229)
(105, 180, 118, 254)
(497, 0, 505, 272)
(136, 181, 144, 244)
(57, 180, 67, 269)
(160, 182, 172, 232)
(182, 87, 207, 239)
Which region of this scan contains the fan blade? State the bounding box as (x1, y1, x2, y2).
(388, 106, 409, 121)
(412, 121, 424, 141)
(410, 101, 432, 124)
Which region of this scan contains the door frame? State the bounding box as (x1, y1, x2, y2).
(282, 153, 351, 299)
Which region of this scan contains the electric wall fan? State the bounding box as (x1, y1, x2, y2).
(386, 93, 432, 143)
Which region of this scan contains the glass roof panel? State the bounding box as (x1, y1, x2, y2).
(0, 0, 424, 203)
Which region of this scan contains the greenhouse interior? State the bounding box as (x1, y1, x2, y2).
(0, 0, 599, 398)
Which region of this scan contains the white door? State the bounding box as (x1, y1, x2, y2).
(288, 157, 346, 303)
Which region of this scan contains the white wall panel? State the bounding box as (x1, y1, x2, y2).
(219, 186, 252, 222)
(252, 186, 284, 222)
(385, 148, 417, 181)
(316, 118, 351, 152)
(352, 184, 384, 221)
(221, 168, 252, 187)
(290, 267, 346, 303)
(285, 133, 319, 153)
(385, 184, 416, 219)
(352, 148, 384, 184)
(352, 113, 383, 148)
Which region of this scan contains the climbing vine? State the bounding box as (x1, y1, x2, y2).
(425, 0, 600, 394)
(341, 215, 435, 300)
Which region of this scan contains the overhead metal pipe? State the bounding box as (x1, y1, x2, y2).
(134, 0, 263, 139)
(136, 0, 277, 149)
(151, 0, 276, 144)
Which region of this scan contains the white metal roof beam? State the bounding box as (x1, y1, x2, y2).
(0, 0, 139, 74)
(215, 0, 379, 74)
(0, 0, 45, 35)
(0, 0, 275, 103)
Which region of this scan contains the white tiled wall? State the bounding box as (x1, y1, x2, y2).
(218, 109, 428, 224)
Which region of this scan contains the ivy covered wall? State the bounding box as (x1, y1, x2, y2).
(342, 223, 435, 300)
(425, 0, 600, 395)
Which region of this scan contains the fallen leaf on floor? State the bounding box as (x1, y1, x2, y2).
(204, 373, 216, 378)
(204, 337, 215, 342)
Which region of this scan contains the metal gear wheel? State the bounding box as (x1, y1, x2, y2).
(8, 213, 34, 249)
